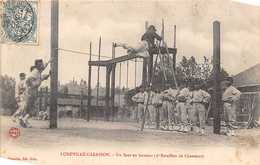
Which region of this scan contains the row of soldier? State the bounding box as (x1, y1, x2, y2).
(132, 77, 241, 136)
(12, 59, 52, 127)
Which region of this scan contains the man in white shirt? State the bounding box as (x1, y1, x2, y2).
(222, 77, 241, 136)
(12, 73, 27, 122)
(176, 82, 189, 133)
(132, 87, 141, 122)
(162, 83, 179, 130)
(132, 85, 146, 127)
(191, 82, 211, 134)
(19, 59, 51, 127)
(152, 87, 163, 128)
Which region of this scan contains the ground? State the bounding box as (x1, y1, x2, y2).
(1, 116, 260, 165)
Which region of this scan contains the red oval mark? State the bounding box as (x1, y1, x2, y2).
(9, 127, 20, 139)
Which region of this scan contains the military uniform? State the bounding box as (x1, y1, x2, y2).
(162, 88, 179, 129)
(12, 78, 28, 121)
(222, 86, 241, 128)
(192, 89, 211, 133)
(176, 87, 189, 132)
(132, 92, 145, 126)
(187, 91, 195, 129)
(152, 91, 163, 126)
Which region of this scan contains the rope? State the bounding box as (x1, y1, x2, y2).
(56, 48, 144, 63)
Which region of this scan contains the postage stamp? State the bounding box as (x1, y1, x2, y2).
(1, 0, 39, 44)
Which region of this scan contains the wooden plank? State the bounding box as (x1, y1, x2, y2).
(49, 0, 59, 129)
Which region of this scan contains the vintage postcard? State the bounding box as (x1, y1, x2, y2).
(1, 0, 260, 165)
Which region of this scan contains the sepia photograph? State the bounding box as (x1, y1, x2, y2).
(1, 0, 260, 164)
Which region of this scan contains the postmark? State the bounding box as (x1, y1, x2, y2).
(1, 0, 39, 44)
(9, 127, 21, 139)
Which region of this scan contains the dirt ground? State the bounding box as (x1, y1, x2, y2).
(1, 116, 260, 165)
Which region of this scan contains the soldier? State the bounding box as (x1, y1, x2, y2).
(191, 82, 211, 134)
(132, 85, 145, 127)
(222, 77, 241, 136)
(187, 83, 195, 131)
(132, 87, 140, 122)
(115, 25, 162, 58)
(162, 83, 179, 130)
(152, 86, 163, 128)
(176, 82, 189, 133)
(19, 59, 52, 127)
(143, 86, 156, 127)
(12, 73, 27, 122)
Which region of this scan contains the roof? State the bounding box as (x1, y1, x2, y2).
(233, 63, 260, 88)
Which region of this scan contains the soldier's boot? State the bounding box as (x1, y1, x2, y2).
(226, 128, 232, 136)
(23, 114, 32, 128)
(19, 116, 26, 128)
(200, 128, 205, 134)
(230, 130, 236, 136)
(194, 126, 200, 133)
(178, 125, 184, 132)
(183, 125, 188, 133)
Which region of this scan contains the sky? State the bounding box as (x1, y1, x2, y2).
(1, 0, 260, 89)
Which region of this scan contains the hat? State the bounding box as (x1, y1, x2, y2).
(148, 25, 156, 31)
(35, 59, 43, 66)
(225, 77, 233, 82)
(19, 73, 26, 77)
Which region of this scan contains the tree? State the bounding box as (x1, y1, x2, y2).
(153, 55, 229, 89)
(115, 86, 121, 94)
(1, 75, 17, 114)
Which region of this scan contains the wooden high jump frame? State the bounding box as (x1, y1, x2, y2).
(49, 0, 221, 134)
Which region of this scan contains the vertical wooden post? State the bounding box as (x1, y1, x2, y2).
(44, 86, 48, 111)
(213, 21, 221, 134)
(119, 63, 121, 106)
(135, 59, 137, 88)
(111, 43, 116, 122)
(105, 65, 110, 122)
(96, 37, 101, 121)
(142, 22, 148, 85)
(80, 90, 83, 119)
(148, 52, 153, 83)
(126, 61, 129, 90)
(50, 0, 59, 128)
(161, 19, 164, 46)
(38, 87, 42, 115)
(173, 25, 177, 72)
(87, 42, 92, 121)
